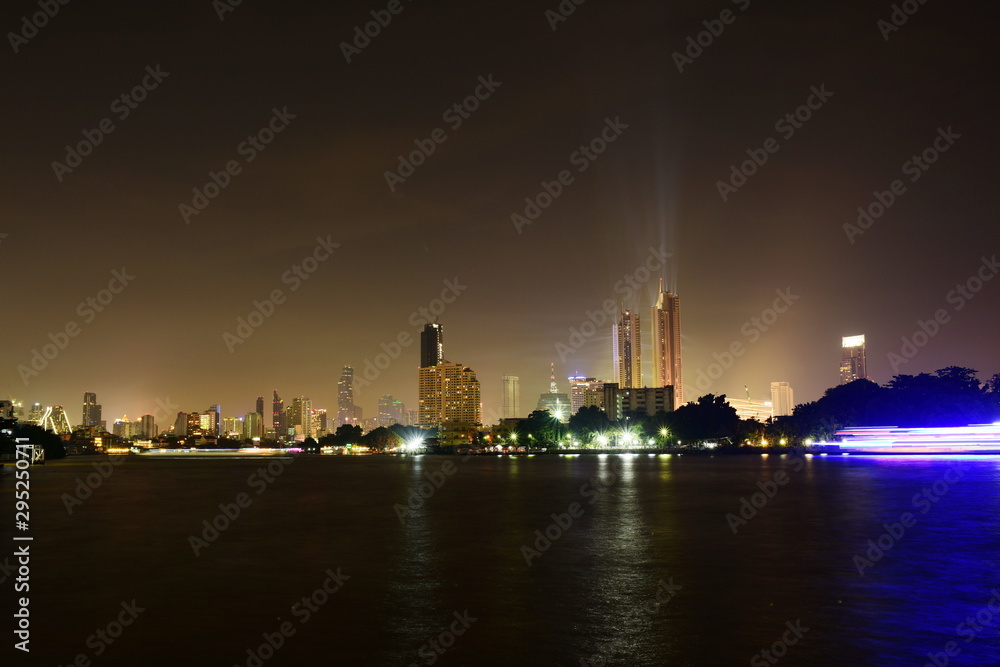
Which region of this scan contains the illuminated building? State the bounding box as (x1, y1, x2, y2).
(502, 375, 520, 420)
(290, 397, 314, 437)
(727, 397, 773, 421)
(113, 415, 139, 438)
(569, 376, 604, 414)
(537, 365, 570, 422)
(770, 382, 794, 417)
(0, 400, 12, 420)
(174, 412, 188, 437)
(140, 414, 157, 438)
(601, 384, 674, 420)
(338, 366, 361, 424)
(28, 402, 44, 425)
(420, 322, 444, 368)
(613, 308, 641, 388)
(418, 362, 481, 428)
(840, 334, 867, 384)
(272, 390, 285, 434)
(651, 281, 683, 409)
(255, 395, 265, 418)
(244, 411, 263, 440)
(44, 405, 72, 435)
(82, 391, 102, 429)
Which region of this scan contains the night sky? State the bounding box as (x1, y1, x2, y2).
(2, 0, 996, 423)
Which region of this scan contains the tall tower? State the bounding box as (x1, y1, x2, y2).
(255, 395, 265, 418)
(82, 392, 102, 429)
(840, 335, 867, 384)
(502, 375, 520, 419)
(651, 280, 683, 409)
(418, 362, 481, 428)
(272, 390, 285, 435)
(420, 323, 444, 368)
(770, 382, 794, 417)
(338, 366, 359, 424)
(613, 307, 641, 389)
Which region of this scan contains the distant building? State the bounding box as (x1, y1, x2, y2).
(840, 335, 867, 384)
(140, 414, 157, 438)
(244, 411, 263, 440)
(44, 405, 72, 435)
(420, 323, 444, 368)
(568, 377, 604, 414)
(338, 366, 361, 424)
(770, 382, 794, 417)
(601, 384, 674, 420)
(255, 395, 265, 418)
(651, 282, 683, 409)
(418, 362, 481, 428)
(113, 415, 139, 439)
(290, 397, 314, 437)
(538, 364, 570, 422)
(502, 375, 520, 420)
(0, 400, 12, 420)
(272, 390, 286, 434)
(174, 412, 188, 437)
(82, 392, 102, 429)
(27, 403, 44, 425)
(613, 308, 641, 389)
(728, 397, 773, 421)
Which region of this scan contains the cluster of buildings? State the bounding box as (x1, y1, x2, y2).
(1, 289, 872, 447)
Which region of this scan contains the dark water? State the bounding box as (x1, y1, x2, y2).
(3, 453, 1000, 666)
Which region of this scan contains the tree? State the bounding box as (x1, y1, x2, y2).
(666, 394, 739, 443)
(521, 410, 563, 447)
(320, 424, 363, 448)
(568, 405, 611, 442)
(360, 427, 402, 452)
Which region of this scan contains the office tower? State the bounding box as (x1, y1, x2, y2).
(613, 307, 641, 389)
(840, 335, 867, 384)
(770, 382, 794, 417)
(338, 366, 361, 424)
(290, 397, 313, 437)
(316, 409, 328, 435)
(568, 376, 604, 414)
(255, 395, 265, 418)
(418, 362, 481, 427)
(208, 404, 221, 437)
(244, 411, 263, 440)
(420, 322, 444, 368)
(378, 395, 396, 427)
(651, 281, 683, 409)
(174, 412, 189, 437)
(140, 414, 156, 438)
(82, 391, 102, 429)
(222, 417, 240, 435)
(601, 384, 675, 420)
(28, 402, 44, 425)
(272, 390, 285, 434)
(502, 375, 520, 419)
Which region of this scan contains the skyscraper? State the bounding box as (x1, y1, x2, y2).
(840, 335, 867, 384)
(502, 375, 520, 419)
(378, 395, 398, 427)
(770, 382, 794, 417)
(420, 322, 444, 368)
(613, 307, 641, 389)
(418, 362, 481, 428)
(140, 414, 156, 438)
(272, 390, 285, 434)
(338, 366, 360, 424)
(255, 395, 265, 418)
(651, 281, 683, 409)
(290, 397, 314, 437)
(82, 391, 102, 429)
(568, 377, 604, 414)
(537, 364, 571, 422)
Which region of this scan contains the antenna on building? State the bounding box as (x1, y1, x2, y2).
(550, 362, 558, 394)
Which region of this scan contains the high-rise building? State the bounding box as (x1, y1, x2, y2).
(82, 392, 102, 429)
(255, 395, 265, 418)
(338, 366, 361, 424)
(272, 390, 285, 435)
(420, 322, 444, 368)
(537, 364, 571, 422)
(502, 375, 520, 419)
(28, 403, 44, 425)
(140, 414, 157, 438)
(728, 397, 774, 422)
(290, 397, 314, 437)
(568, 376, 604, 414)
(651, 281, 683, 409)
(840, 335, 867, 384)
(174, 412, 189, 437)
(378, 395, 398, 427)
(0, 400, 12, 420)
(613, 308, 641, 389)
(222, 417, 240, 436)
(44, 406, 72, 435)
(770, 382, 794, 417)
(112, 415, 139, 439)
(244, 411, 263, 440)
(418, 362, 481, 428)
(601, 384, 675, 420)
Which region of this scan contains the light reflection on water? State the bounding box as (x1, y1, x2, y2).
(9, 454, 1000, 666)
